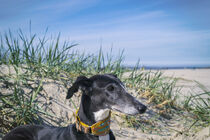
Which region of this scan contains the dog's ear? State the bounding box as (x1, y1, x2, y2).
(66, 76, 92, 99)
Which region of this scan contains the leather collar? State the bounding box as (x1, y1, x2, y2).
(75, 109, 111, 136)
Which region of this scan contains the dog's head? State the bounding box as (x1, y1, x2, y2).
(67, 74, 146, 115)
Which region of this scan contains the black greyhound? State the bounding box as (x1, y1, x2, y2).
(3, 74, 147, 140)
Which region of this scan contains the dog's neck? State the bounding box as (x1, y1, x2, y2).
(94, 108, 110, 122)
(78, 94, 110, 124)
(77, 94, 110, 140)
(78, 94, 96, 125)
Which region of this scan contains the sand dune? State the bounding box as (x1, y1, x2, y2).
(0, 67, 209, 140)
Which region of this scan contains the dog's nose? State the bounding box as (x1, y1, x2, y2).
(138, 105, 147, 114)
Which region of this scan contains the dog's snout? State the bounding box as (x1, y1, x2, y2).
(137, 105, 147, 114)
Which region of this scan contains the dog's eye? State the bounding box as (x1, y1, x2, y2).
(107, 85, 115, 92)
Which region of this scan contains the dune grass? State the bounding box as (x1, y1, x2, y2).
(183, 91, 210, 129)
(0, 29, 209, 135)
(0, 66, 44, 133)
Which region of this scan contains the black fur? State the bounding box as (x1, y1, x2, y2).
(66, 76, 92, 99)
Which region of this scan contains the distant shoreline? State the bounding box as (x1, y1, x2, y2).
(124, 65, 210, 70)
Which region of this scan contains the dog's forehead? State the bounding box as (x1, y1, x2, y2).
(90, 74, 123, 86)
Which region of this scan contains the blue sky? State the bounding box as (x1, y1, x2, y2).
(0, 0, 210, 66)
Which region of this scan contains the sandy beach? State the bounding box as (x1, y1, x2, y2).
(161, 69, 210, 90)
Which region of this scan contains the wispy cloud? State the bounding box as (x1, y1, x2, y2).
(34, 0, 99, 14)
